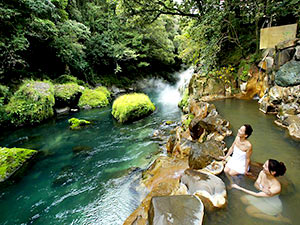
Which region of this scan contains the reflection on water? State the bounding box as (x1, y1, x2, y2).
(212, 98, 299, 225)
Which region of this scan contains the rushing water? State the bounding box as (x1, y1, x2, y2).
(1, 72, 299, 225)
(0, 69, 193, 225)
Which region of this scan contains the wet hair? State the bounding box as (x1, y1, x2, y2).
(243, 124, 253, 138)
(268, 159, 286, 177)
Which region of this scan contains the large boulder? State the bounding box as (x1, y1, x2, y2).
(181, 169, 227, 208)
(54, 83, 84, 108)
(188, 139, 225, 169)
(112, 93, 155, 123)
(78, 86, 110, 109)
(148, 195, 204, 225)
(6, 80, 55, 126)
(198, 113, 231, 137)
(275, 61, 300, 87)
(274, 47, 295, 69)
(0, 147, 37, 182)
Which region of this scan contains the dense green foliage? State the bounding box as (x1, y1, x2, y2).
(0, 0, 180, 86)
(112, 93, 155, 123)
(78, 86, 111, 109)
(121, 0, 299, 76)
(5, 80, 55, 126)
(0, 147, 37, 182)
(68, 117, 91, 130)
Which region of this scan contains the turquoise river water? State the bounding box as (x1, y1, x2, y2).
(0, 71, 299, 225)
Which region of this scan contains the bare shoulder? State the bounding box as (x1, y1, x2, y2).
(245, 140, 252, 149)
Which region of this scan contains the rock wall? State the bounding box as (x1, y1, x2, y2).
(258, 38, 300, 140)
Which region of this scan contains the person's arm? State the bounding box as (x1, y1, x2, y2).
(219, 136, 237, 160)
(232, 184, 269, 197)
(232, 182, 281, 197)
(244, 144, 252, 175)
(254, 171, 263, 190)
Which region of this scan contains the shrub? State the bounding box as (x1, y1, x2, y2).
(6, 80, 55, 126)
(0, 84, 11, 105)
(54, 74, 85, 86)
(112, 93, 155, 123)
(78, 86, 110, 109)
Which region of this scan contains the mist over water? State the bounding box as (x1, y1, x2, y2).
(0, 69, 193, 225)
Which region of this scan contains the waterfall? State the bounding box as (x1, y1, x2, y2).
(158, 67, 194, 106)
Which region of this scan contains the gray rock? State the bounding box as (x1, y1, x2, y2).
(259, 95, 276, 114)
(278, 103, 299, 117)
(181, 169, 227, 208)
(148, 195, 204, 225)
(275, 61, 300, 87)
(288, 122, 300, 140)
(274, 48, 295, 70)
(276, 39, 298, 50)
(295, 46, 300, 61)
(198, 114, 231, 137)
(55, 107, 70, 115)
(188, 139, 225, 169)
(269, 85, 284, 104)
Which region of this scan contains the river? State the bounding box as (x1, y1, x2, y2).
(0, 69, 192, 225)
(0, 70, 299, 225)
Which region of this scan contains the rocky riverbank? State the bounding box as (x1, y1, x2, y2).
(124, 38, 300, 225)
(123, 100, 233, 224)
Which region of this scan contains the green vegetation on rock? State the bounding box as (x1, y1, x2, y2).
(54, 82, 83, 105)
(78, 86, 111, 109)
(112, 93, 155, 123)
(54, 75, 85, 86)
(0, 147, 37, 182)
(6, 80, 55, 126)
(178, 88, 189, 109)
(68, 118, 91, 130)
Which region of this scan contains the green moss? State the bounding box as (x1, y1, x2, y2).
(6, 80, 55, 126)
(54, 74, 85, 86)
(68, 118, 91, 130)
(178, 88, 189, 109)
(183, 114, 194, 127)
(54, 82, 83, 105)
(78, 86, 111, 109)
(0, 147, 37, 182)
(112, 93, 155, 123)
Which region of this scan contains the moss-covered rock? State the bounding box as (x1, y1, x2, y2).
(54, 74, 85, 86)
(6, 80, 55, 126)
(0, 147, 37, 182)
(54, 82, 84, 107)
(78, 86, 111, 109)
(112, 93, 155, 123)
(68, 118, 91, 130)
